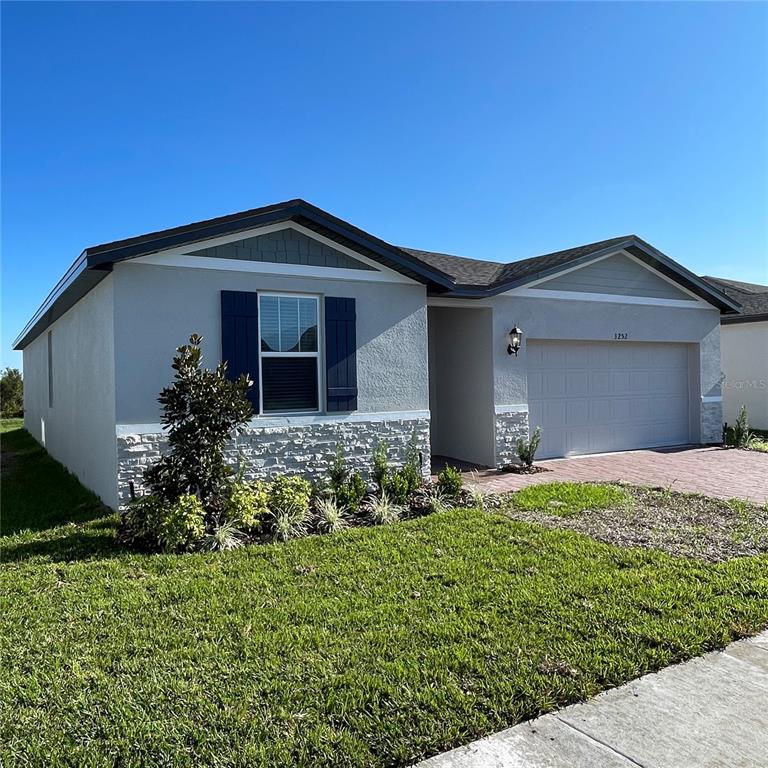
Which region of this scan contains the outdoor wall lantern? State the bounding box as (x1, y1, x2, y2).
(507, 326, 523, 356)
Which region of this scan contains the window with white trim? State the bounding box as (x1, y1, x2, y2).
(259, 294, 320, 413)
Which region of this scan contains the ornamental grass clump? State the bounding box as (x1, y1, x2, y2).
(365, 492, 404, 525)
(314, 497, 351, 534)
(201, 519, 248, 552)
(268, 476, 313, 541)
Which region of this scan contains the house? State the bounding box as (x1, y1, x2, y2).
(702, 276, 768, 430)
(14, 200, 741, 510)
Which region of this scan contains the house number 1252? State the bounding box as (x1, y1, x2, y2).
(614, 332, 628, 340)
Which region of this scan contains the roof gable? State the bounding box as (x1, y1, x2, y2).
(186, 227, 376, 271)
(526, 252, 698, 302)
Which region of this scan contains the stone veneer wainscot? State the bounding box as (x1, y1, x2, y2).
(116, 411, 431, 508)
(494, 407, 530, 467)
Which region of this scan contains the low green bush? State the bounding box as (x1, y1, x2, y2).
(327, 445, 367, 512)
(158, 494, 206, 552)
(223, 480, 270, 531)
(516, 426, 542, 467)
(120, 494, 164, 548)
(269, 476, 312, 515)
(437, 465, 463, 500)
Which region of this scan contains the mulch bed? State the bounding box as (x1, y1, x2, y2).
(500, 464, 551, 475)
(487, 484, 768, 562)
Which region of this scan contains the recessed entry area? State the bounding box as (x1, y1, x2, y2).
(527, 339, 694, 459)
(428, 306, 495, 467)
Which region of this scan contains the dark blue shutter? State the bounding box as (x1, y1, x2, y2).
(325, 297, 357, 412)
(221, 290, 259, 411)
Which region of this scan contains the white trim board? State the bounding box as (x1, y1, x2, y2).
(130, 221, 418, 285)
(508, 287, 712, 309)
(132, 253, 415, 284)
(116, 409, 431, 435)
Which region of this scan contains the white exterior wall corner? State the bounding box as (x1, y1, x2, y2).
(488, 293, 725, 458)
(22, 275, 119, 508)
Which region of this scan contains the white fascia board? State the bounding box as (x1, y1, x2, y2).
(130, 221, 418, 285)
(507, 287, 712, 309)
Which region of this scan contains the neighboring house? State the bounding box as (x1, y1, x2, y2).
(702, 276, 768, 430)
(14, 200, 740, 510)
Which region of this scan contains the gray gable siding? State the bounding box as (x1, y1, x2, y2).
(187, 227, 376, 271)
(531, 252, 697, 301)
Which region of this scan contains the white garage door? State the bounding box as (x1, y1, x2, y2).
(527, 340, 691, 459)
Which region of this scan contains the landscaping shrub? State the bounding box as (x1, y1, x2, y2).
(365, 492, 403, 525)
(327, 444, 367, 512)
(202, 520, 247, 552)
(314, 497, 351, 534)
(142, 334, 253, 507)
(412, 484, 448, 516)
(270, 506, 312, 542)
(269, 476, 312, 516)
(437, 465, 463, 500)
(374, 432, 423, 504)
(158, 494, 206, 552)
(222, 480, 270, 531)
(516, 426, 542, 467)
(726, 405, 753, 449)
(371, 440, 389, 491)
(119, 494, 164, 549)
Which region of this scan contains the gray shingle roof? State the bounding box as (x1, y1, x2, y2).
(401, 235, 634, 288)
(701, 276, 768, 322)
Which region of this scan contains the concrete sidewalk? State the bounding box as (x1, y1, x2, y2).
(416, 631, 768, 768)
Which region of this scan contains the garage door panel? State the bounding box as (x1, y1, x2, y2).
(567, 370, 589, 396)
(527, 341, 691, 459)
(566, 400, 590, 426)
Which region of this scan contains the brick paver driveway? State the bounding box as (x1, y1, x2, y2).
(472, 446, 768, 504)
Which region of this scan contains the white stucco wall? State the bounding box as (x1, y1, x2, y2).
(428, 306, 495, 466)
(111, 261, 430, 424)
(721, 321, 768, 430)
(22, 276, 118, 508)
(488, 294, 723, 443)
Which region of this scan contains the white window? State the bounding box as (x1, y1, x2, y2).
(259, 294, 320, 413)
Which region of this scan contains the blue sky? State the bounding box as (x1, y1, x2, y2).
(2, 1, 767, 368)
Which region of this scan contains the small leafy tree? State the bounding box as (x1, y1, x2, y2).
(516, 426, 542, 467)
(143, 334, 253, 507)
(0, 368, 23, 418)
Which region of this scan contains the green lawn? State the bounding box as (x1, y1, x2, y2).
(2, 421, 768, 767)
(510, 481, 630, 517)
